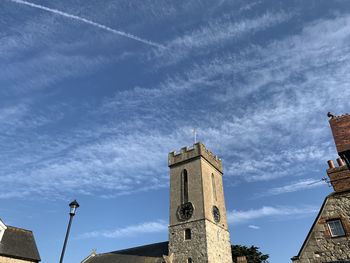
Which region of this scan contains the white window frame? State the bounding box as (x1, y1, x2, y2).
(327, 219, 346, 237)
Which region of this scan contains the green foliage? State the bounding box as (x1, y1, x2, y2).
(231, 245, 269, 263)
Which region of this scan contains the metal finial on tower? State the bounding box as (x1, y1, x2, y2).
(192, 128, 197, 143)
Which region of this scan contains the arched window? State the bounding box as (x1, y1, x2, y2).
(181, 169, 188, 203)
(211, 173, 217, 201)
(187, 258, 193, 263)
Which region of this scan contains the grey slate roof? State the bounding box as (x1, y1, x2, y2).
(112, 241, 168, 257)
(0, 226, 41, 262)
(83, 241, 168, 263)
(84, 253, 164, 263)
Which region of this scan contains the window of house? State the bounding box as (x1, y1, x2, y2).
(187, 258, 193, 263)
(184, 228, 191, 240)
(181, 169, 189, 203)
(327, 219, 346, 237)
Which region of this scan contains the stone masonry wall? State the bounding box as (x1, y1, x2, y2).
(293, 192, 350, 262)
(169, 219, 233, 263)
(0, 256, 35, 263)
(169, 220, 208, 263)
(206, 220, 233, 263)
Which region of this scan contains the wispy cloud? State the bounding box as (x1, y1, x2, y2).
(228, 205, 318, 224)
(257, 178, 326, 197)
(1, 5, 350, 201)
(248, 224, 260, 230)
(0, 124, 188, 200)
(154, 11, 293, 65)
(79, 220, 167, 239)
(224, 146, 333, 182)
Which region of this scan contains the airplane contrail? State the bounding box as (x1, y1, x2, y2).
(9, 0, 165, 49)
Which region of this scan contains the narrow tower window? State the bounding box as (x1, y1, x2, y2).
(184, 228, 191, 240)
(211, 173, 217, 201)
(182, 169, 189, 203)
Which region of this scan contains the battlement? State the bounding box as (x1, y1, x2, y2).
(168, 142, 223, 173)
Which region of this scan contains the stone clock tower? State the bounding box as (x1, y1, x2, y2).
(168, 142, 233, 263)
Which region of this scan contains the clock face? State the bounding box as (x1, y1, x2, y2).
(213, 206, 221, 223)
(177, 202, 194, 221)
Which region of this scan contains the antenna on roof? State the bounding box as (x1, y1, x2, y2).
(307, 177, 331, 187)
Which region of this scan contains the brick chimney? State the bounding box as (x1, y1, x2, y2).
(327, 158, 350, 192)
(236, 256, 248, 263)
(328, 113, 350, 169)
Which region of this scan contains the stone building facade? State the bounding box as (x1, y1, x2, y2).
(291, 163, 350, 262)
(168, 143, 233, 263)
(292, 113, 350, 263)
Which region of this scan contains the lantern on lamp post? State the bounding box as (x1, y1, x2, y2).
(59, 200, 80, 263)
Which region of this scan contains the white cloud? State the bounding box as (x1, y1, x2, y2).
(0, 125, 189, 200)
(248, 224, 260, 230)
(154, 11, 293, 66)
(223, 146, 334, 182)
(258, 178, 326, 197)
(79, 220, 167, 239)
(2, 6, 350, 201)
(228, 205, 318, 224)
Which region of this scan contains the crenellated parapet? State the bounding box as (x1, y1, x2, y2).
(168, 142, 223, 173)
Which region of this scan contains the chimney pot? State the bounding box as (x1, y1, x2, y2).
(336, 158, 345, 167)
(327, 160, 335, 169)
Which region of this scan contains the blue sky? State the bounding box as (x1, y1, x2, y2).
(1, 0, 350, 262)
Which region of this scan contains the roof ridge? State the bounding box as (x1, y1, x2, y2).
(98, 253, 162, 259)
(6, 225, 33, 233)
(114, 241, 168, 250)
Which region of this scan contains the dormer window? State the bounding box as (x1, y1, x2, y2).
(327, 219, 346, 237)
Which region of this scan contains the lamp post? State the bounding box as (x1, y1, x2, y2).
(59, 200, 80, 263)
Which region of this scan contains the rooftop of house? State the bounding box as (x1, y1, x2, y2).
(0, 225, 41, 262)
(82, 241, 168, 263)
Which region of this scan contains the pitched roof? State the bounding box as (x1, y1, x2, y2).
(0, 226, 41, 262)
(83, 241, 168, 263)
(111, 241, 168, 257)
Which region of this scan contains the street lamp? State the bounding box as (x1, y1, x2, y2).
(59, 200, 80, 263)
